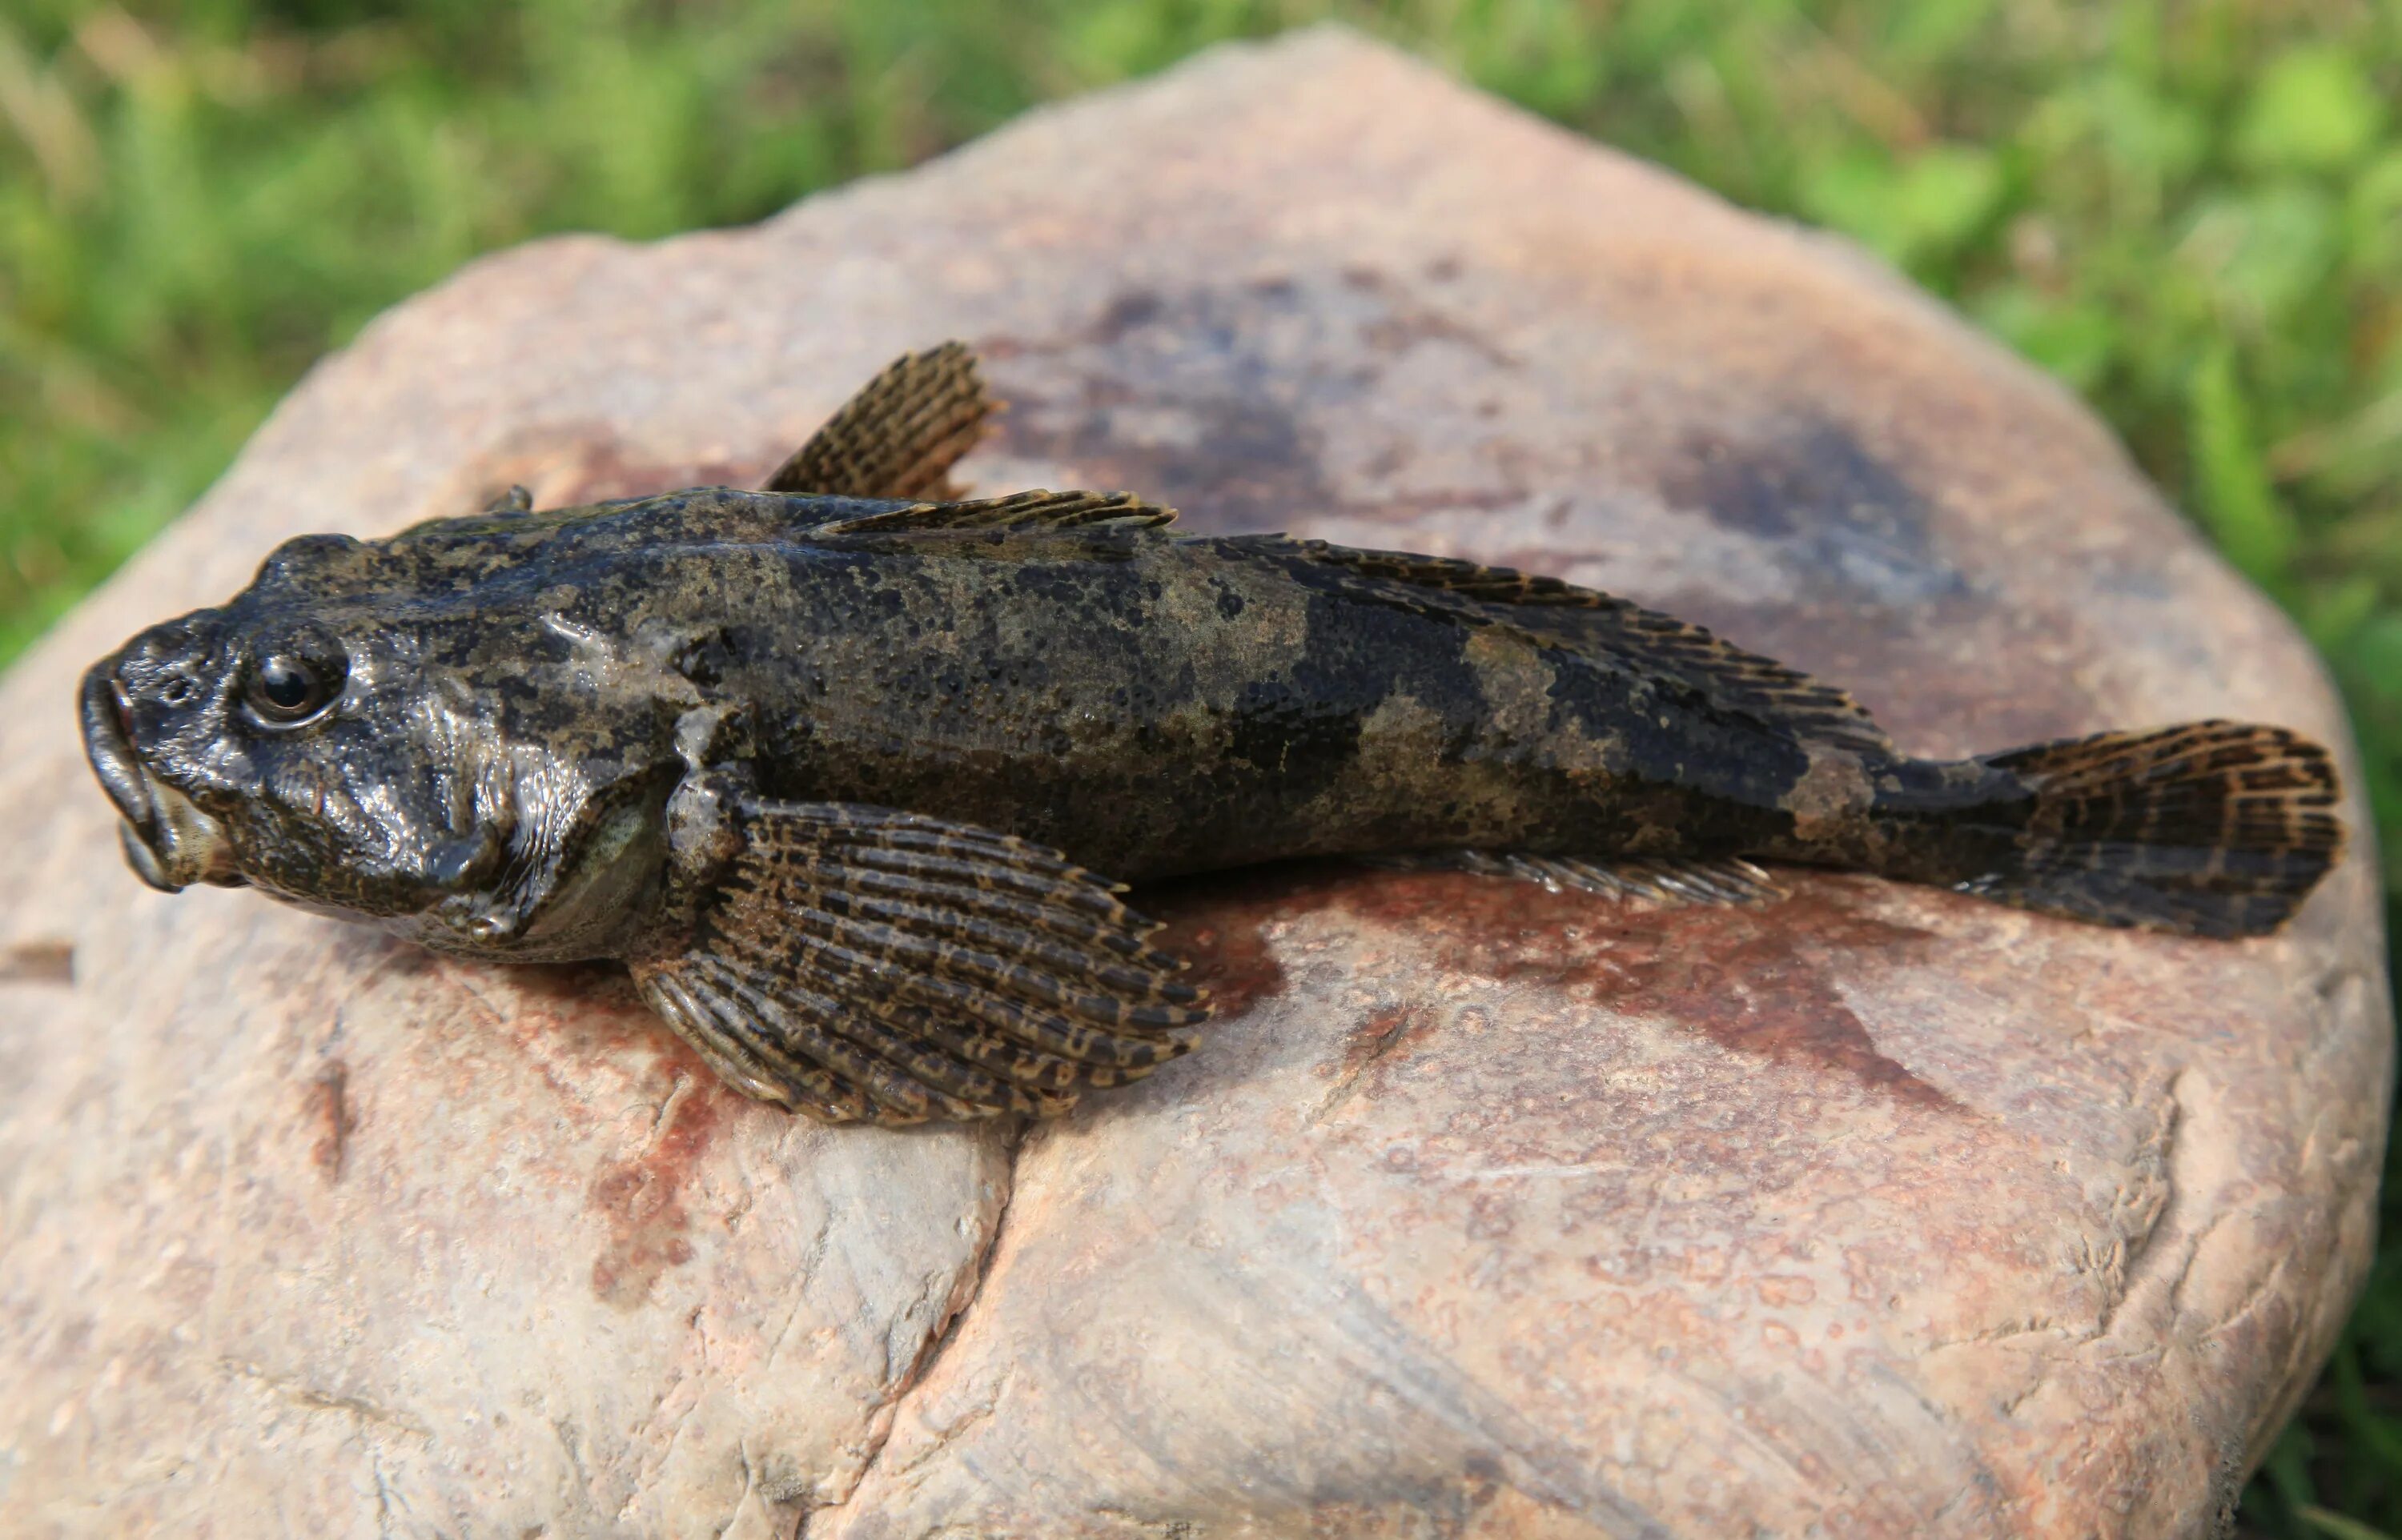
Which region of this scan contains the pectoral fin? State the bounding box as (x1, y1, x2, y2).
(761, 341, 998, 500)
(632, 799, 1208, 1124)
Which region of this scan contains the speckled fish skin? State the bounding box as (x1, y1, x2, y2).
(77, 343, 2348, 1122)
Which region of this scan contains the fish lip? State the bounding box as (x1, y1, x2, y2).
(81, 659, 243, 892)
(81, 661, 155, 836)
(118, 819, 183, 893)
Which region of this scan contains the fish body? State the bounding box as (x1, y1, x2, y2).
(80, 344, 2346, 1123)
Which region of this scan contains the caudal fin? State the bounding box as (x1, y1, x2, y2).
(1959, 721, 2343, 938)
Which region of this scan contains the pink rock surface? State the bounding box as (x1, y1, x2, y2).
(0, 27, 2388, 1539)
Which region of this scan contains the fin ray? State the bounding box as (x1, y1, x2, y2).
(1958, 721, 2342, 937)
(1364, 849, 1785, 907)
(1228, 535, 1891, 753)
(805, 487, 1179, 541)
(762, 340, 998, 500)
(633, 798, 1205, 1121)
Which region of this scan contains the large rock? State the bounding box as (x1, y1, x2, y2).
(0, 27, 2388, 1539)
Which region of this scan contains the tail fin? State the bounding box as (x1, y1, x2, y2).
(1960, 722, 2343, 938)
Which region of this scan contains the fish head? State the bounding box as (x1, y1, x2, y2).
(80, 521, 686, 963)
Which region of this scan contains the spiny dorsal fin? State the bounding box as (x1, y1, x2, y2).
(1231, 535, 1894, 755)
(630, 798, 1207, 1125)
(762, 341, 998, 501)
(806, 488, 1179, 540)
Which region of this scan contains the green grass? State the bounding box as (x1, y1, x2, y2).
(2, 0, 2396, 1529)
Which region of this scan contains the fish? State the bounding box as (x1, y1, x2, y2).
(78, 342, 2346, 1125)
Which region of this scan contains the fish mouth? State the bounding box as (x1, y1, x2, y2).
(79, 661, 243, 893)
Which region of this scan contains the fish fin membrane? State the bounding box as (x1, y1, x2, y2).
(1226, 536, 1892, 754)
(631, 799, 1207, 1124)
(1364, 849, 1785, 907)
(807, 487, 1179, 540)
(762, 341, 998, 501)
(1960, 721, 2344, 938)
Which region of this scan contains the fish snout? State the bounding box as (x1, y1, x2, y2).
(81, 660, 243, 893)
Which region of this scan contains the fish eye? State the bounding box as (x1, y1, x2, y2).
(245, 651, 344, 728)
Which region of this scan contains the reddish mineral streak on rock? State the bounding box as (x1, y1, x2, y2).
(1148, 873, 1300, 1020)
(1152, 860, 1952, 1110)
(452, 958, 697, 1101)
(1334, 1002, 1443, 1086)
(308, 1061, 355, 1182)
(1335, 868, 1959, 1110)
(587, 1075, 729, 1308)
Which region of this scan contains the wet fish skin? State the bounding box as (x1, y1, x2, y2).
(78, 343, 2347, 1123)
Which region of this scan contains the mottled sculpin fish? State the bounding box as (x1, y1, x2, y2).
(82, 343, 2345, 1123)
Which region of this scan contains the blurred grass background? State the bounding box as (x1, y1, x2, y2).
(0, 0, 2396, 1530)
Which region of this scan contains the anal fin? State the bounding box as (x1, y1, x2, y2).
(1364, 849, 1785, 907)
(633, 798, 1208, 1125)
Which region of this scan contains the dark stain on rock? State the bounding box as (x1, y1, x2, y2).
(1340, 263, 1516, 367)
(1332, 1001, 1443, 1093)
(1090, 287, 1166, 342)
(508, 959, 640, 1009)
(588, 1074, 727, 1308)
(1147, 869, 1298, 1021)
(309, 1061, 356, 1182)
(0, 937, 74, 985)
(1010, 372, 1328, 538)
(1658, 416, 1969, 607)
(991, 271, 1513, 536)
(1332, 869, 1960, 1111)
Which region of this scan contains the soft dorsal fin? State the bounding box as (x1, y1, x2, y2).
(1229, 535, 1894, 754)
(806, 488, 1179, 540)
(762, 341, 998, 501)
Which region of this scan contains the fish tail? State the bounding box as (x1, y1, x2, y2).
(1902, 721, 2344, 938)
